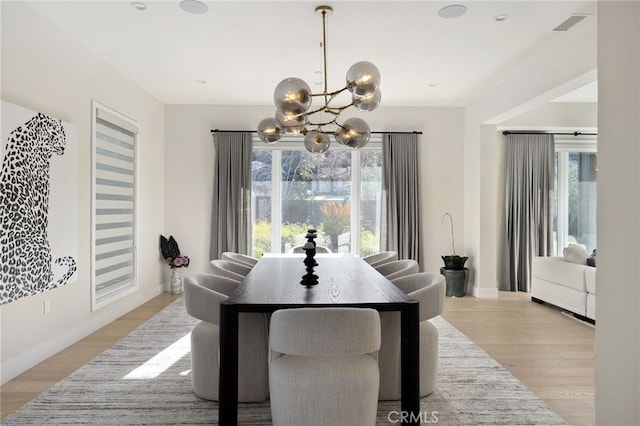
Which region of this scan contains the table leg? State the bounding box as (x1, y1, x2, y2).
(400, 301, 420, 425)
(219, 303, 238, 425)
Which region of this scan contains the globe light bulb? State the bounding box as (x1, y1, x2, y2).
(274, 77, 312, 115)
(346, 61, 381, 98)
(304, 132, 331, 153)
(257, 117, 284, 144)
(353, 88, 382, 111)
(276, 110, 308, 134)
(335, 117, 370, 148)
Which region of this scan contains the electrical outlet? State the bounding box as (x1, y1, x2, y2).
(44, 300, 51, 314)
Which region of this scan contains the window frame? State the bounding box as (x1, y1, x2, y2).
(251, 135, 382, 255)
(91, 101, 139, 310)
(554, 139, 597, 255)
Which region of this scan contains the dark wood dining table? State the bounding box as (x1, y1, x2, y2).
(218, 253, 420, 425)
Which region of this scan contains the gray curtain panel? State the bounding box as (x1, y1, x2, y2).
(503, 133, 555, 292)
(210, 132, 252, 260)
(382, 133, 420, 261)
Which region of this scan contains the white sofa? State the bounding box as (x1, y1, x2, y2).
(531, 256, 596, 323)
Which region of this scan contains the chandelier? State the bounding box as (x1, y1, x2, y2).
(257, 5, 381, 153)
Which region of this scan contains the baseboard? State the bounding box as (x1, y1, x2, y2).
(472, 285, 499, 298)
(1, 283, 165, 384)
(569, 311, 596, 325)
(530, 297, 596, 326)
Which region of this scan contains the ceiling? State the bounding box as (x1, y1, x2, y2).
(23, 1, 598, 107)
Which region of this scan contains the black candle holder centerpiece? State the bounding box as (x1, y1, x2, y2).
(300, 229, 319, 287)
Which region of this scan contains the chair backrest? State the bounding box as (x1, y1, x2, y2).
(208, 259, 251, 281)
(184, 273, 229, 325)
(363, 251, 398, 267)
(270, 308, 381, 357)
(221, 252, 259, 267)
(374, 259, 419, 280)
(289, 245, 332, 254)
(391, 272, 445, 321)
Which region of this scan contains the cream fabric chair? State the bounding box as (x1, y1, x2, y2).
(208, 259, 251, 282)
(289, 245, 332, 254)
(269, 308, 381, 426)
(378, 272, 446, 400)
(374, 259, 419, 281)
(362, 251, 398, 268)
(183, 273, 269, 402)
(221, 251, 259, 268)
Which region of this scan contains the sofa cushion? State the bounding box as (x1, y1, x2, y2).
(531, 256, 587, 292)
(563, 244, 589, 265)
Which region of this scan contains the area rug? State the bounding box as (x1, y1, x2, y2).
(3, 298, 565, 425)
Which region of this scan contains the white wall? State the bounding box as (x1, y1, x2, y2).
(0, 3, 166, 383)
(499, 102, 597, 128)
(164, 105, 465, 277)
(464, 13, 598, 297)
(595, 2, 640, 424)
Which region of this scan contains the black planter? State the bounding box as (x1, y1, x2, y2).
(441, 255, 468, 270)
(440, 267, 469, 297)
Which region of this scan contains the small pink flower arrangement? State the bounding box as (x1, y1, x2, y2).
(160, 235, 190, 269)
(164, 255, 190, 269)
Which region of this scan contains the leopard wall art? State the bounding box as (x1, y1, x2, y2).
(0, 112, 77, 305)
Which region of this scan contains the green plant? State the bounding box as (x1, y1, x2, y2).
(359, 229, 379, 257)
(441, 213, 467, 269)
(320, 201, 350, 252)
(281, 222, 313, 250)
(253, 220, 272, 258)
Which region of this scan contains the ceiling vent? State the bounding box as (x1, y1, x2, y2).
(553, 15, 588, 31)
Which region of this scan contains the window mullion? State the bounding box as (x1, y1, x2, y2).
(272, 150, 282, 253)
(351, 149, 361, 254)
(557, 152, 569, 253)
(271, 149, 282, 253)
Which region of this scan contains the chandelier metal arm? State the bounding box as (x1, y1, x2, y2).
(304, 86, 353, 116)
(306, 117, 339, 128)
(303, 121, 349, 135)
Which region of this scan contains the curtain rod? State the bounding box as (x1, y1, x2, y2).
(502, 131, 597, 136)
(211, 129, 422, 135)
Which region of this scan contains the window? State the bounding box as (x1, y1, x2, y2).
(251, 135, 382, 257)
(554, 140, 597, 255)
(91, 102, 138, 309)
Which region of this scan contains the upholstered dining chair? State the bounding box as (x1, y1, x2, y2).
(289, 245, 332, 254)
(183, 273, 269, 402)
(221, 251, 259, 268)
(374, 259, 419, 281)
(362, 250, 398, 268)
(208, 259, 251, 282)
(269, 307, 381, 426)
(378, 272, 446, 400)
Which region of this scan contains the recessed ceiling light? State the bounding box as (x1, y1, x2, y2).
(495, 14, 509, 22)
(438, 4, 467, 19)
(428, 83, 440, 88)
(180, 0, 208, 15)
(131, 2, 147, 11)
(197, 80, 207, 84)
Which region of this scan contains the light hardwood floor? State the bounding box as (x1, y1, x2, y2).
(443, 291, 595, 426)
(1, 291, 594, 425)
(0, 293, 180, 419)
